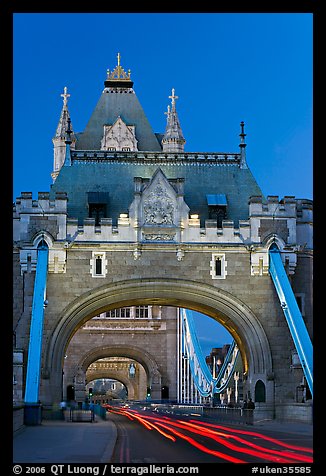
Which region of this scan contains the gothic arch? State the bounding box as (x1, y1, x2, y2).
(44, 278, 273, 400)
(79, 344, 160, 384)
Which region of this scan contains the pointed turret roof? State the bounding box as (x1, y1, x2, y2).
(53, 87, 76, 142)
(75, 54, 162, 151)
(162, 88, 185, 152)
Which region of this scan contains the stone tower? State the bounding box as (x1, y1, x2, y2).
(13, 53, 313, 425)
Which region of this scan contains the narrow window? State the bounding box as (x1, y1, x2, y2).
(27, 254, 32, 273)
(215, 257, 222, 276)
(95, 256, 102, 275)
(91, 251, 107, 277)
(210, 253, 227, 280)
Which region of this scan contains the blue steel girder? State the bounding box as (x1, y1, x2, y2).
(24, 242, 49, 404)
(268, 248, 313, 397)
(181, 309, 239, 397)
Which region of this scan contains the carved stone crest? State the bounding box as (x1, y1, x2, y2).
(143, 180, 175, 225)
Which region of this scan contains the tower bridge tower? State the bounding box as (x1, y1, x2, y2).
(13, 54, 313, 425)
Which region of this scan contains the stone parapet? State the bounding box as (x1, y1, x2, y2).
(70, 150, 242, 166)
(14, 191, 68, 214)
(249, 195, 297, 217)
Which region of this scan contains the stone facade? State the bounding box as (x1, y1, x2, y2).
(13, 56, 313, 422)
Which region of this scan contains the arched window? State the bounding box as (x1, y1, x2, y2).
(255, 380, 266, 402)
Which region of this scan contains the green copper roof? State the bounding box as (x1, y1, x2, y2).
(50, 155, 263, 226)
(75, 89, 162, 151)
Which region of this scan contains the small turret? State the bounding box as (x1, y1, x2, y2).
(162, 88, 186, 153)
(51, 87, 76, 181)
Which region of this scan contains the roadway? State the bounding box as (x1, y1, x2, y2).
(106, 404, 313, 464)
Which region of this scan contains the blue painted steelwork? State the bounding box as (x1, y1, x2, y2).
(214, 341, 239, 394)
(269, 247, 313, 397)
(181, 309, 239, 397)
(24, 241, 49, 404)
(214, 340, 237, 384)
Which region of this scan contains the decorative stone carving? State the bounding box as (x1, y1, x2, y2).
(143, 180, 175, 225)
(101, 116, 138, 151)
(133, 248, 142, 260)
(143, 233, 175, 241)
(176, 249, 185, 261)
(128, 167, 190, 244)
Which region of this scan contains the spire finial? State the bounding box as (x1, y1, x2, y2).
(169, 88, 178, 109)
(164, 105, 171, 120)
(61, 86, 70, 108)
(162, 88, 185, 153)
(239, 121, 246, 145)
(105, 53, 133, 86)
(239, 121, 248, 169)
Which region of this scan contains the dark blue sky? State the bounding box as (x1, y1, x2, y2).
(13, 13, 312, 201)
(13, 13, 313, 354)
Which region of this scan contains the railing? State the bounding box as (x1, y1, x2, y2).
(64, 409, 95, 422)
(203, 406, 254, 425)
(136, 402, 253, 425)
(63, 403, 106, 422)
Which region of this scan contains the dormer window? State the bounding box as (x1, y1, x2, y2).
(206, 194, 227, 227)
(87, 192, 109, 226)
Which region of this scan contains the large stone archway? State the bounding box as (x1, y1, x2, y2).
(43, 278, 273, 406)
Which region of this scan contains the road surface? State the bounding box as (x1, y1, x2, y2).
(106, 405, 313, 464)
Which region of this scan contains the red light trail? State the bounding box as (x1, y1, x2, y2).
(103, 404, 313, 464)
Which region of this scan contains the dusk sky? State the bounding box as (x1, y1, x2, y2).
(13, 13, 313, 354)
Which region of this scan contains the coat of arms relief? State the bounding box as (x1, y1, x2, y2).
(143, 181, 175, 226)
(128, 168, 189, 243)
